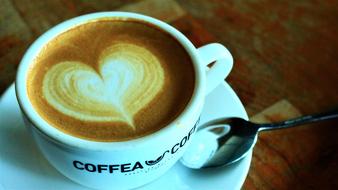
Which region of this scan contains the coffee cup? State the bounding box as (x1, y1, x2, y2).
(15, 12, 233, 189)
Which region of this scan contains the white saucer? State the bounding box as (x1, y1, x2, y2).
(0, 82, 251, 190)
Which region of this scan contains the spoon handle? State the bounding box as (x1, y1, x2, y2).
(257, 108, 338, 131)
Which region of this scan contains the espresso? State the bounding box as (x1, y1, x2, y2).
(27, 19, 195, 142)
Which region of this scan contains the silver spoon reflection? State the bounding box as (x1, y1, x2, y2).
(181, 109, 338, 169)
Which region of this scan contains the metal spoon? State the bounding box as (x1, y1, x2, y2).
(181, 109, 338, 169)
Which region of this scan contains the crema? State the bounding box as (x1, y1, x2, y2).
(27, 19, 195, 141)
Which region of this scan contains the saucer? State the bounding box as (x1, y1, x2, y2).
(0, 82, 251, 190)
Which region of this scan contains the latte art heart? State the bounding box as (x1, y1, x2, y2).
(43, 43, 165, 128)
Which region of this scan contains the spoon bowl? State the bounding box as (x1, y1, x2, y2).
(181, 118, 259, 169)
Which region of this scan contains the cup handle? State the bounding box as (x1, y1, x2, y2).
(197, 43, 233, 95)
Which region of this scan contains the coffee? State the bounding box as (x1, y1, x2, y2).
(27, 19, 195, 142)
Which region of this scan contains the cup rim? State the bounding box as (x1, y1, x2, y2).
(15, 11, 206, 151)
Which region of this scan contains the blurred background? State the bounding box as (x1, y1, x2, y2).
(1, 0, 338, 189)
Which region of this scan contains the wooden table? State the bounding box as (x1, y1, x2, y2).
(1, 0, 338, 189)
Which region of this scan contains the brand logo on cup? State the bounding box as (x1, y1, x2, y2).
(73, 120, 198, 174)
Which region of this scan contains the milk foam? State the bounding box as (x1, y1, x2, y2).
(43, 43, 164, 128)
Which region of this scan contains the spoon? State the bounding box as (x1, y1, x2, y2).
(181, 109, 338, 169)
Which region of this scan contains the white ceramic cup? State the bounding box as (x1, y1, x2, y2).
(15, 12, 233, 190)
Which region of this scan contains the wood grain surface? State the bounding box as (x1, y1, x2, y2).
(1, 0, 338, 189)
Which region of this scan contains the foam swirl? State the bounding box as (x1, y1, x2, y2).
(42, 43, 164, 128)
